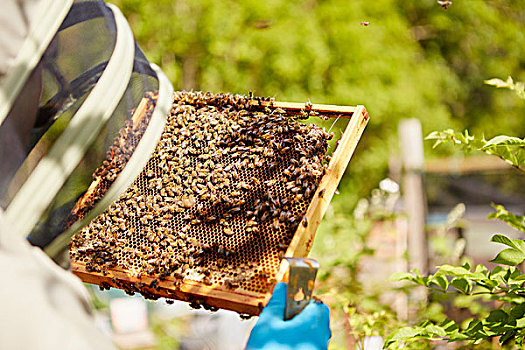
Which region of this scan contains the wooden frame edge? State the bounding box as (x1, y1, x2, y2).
(72, 263, 266, 315)
(276, 105, 369, 281)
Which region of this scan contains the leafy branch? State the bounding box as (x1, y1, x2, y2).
(489, 204, 525, 234)
(386, 167, 524, 348)
(485, 76, 525, 100)
(426, 130, 525, 171)
(387, 237, 525, 348)
(387, 78, 525, 347)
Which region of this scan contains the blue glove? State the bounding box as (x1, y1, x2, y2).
(246, 282, 331, 350)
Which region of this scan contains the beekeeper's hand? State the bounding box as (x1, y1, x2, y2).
(246, 282, 331, 350)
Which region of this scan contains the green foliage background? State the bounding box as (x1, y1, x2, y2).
(107, 0, 525, 347)
(110, 0, 525, 206)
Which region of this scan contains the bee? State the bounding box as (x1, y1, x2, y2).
(173, 272, 184, 280)
(258, 273, 269, 279)
(224, 279, 239, 290)
(239, 182, 252, 190)
(189, 301, 202, 309)
(437, 1, 452, 9)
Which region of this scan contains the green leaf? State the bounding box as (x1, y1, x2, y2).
(465, 319, 483, 334)
(517, 318, 525, 328)
(474, 264, 490, 277)
(451, 277, 472, 294)
(447, 332, 470, 341)
(484, 76, 513, 88)
(425, 130, 455, 149)
(389, 272, 416, 282)
(500, 330, 517, 345)
(480, 136, 525, 169)
(425, 324, 447, 337)
(486, 309, 508, 323)
(490, 233, 525, 251)
(485, 76, 525, 99)
(491, 248, 525, 266)
(431, 275, 449, 291)
(509, 267, 525, 282)
(510, 303, 525, 321)
(511, 274, 525, 281)
(489, 206, 525, 233)
(476, 279, 499, 292)
(388, 326, 421, 341)
(437, 264, 470, 276)
(482, 135, 525, 149)
(439, 318, 459, 332)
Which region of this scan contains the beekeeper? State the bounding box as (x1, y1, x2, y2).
(0, 0, 331, 349)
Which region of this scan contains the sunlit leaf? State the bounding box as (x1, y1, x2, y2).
(431, 275, 449, 291)
(425, 324, 447, 337)
(482, 135, 525, 148)
(490, 233, 525, 251)
(437, 264, 470, 276)
(450, 277, 472, 294)
(489, 206, 525, 233)
(484, 77, 512, 88)
(491, 248, 525, 266)
(389, 272, 416, 282)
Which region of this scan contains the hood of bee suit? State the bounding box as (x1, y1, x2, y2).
(0, 0, 174, 259)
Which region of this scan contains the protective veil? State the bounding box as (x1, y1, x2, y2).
(0, 0, 173, 258)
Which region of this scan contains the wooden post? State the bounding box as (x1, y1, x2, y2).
(399, 119, 428, 305)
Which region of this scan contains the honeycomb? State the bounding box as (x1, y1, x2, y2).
(70, 91, 333, 313)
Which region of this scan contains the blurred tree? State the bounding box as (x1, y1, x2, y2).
(402, 0, 525, 136)
(107, 0, 464, 203)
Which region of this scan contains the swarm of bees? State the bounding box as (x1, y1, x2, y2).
(67, 92, 157, 225)
(70, 91, 331, 307)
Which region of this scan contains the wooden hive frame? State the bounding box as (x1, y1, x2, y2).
(70, 99, 369, 315)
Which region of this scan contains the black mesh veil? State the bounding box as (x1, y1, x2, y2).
(0, 0, 173, 256)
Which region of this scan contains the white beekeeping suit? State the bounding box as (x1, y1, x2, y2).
(0, 208, 117, 349)
(0, 0, 173, 348)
